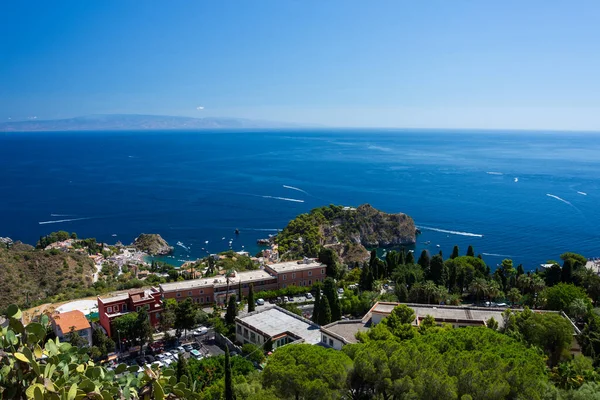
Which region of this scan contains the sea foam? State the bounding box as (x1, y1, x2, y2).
(283, 185, 308, 195)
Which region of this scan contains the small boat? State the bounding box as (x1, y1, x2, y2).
(436, 244, 440, 248)
(424, 241, 431, 245)
(205, 240, 209, 244)
(112, 234, 117, 237)
(235, 229, 240, 235)
(222, 237, 226, 240)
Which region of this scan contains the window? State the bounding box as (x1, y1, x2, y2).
(136, 306, 140, 312)
(308, 271, 312, 276)
(250, 332, 256, 342)
(329, 338, 333, 346)
(206, 296, 210, 303)
(321, 268, 325, 275)
(177, 292, 181, 297)
(322, 335, 327, 343)
(308, 280, 312, 286)
(188, 291, 192, 296)
(122, 304, 127, 311)
(114, 305, 119, 312)
(244, 328, 249, 338)
(107, 307, 112, 313)
(292, 273, 296, 279)
(237, 325, 242, 333)
(200, 289, 204, 294)
(282, 274, 286, 281)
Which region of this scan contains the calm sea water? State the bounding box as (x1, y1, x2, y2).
(1, 129, 599, 271)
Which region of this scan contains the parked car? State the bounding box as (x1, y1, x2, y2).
(337, 288, 344, 294)
(306, 293, 313, 299)
(144, 355, 155, 363)
(176, 346, 186, 353)
(162, 352, 174, 360)
(287, 296, 294, 302)
(191, 342, 201, 350)
(193, 326, 208, 336)
(256, 298, 265, 306)
(183, 344, 194, 352)
(190, 349, 203, 360)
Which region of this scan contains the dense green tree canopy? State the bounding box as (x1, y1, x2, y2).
(262, 344, 352, 400)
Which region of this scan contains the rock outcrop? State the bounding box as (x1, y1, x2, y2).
(132, 234, 173, 256)
(276, 204, 416, 263)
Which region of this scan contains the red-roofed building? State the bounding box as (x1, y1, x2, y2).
(98, 288, 162, 338)
(51, 310, 93, 347)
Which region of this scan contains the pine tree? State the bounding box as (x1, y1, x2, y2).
(312, 289, 321, 324)
(466, 245, 475, 257)
(562, 259, 574, 284)
(317, 296, 332, 325)
(225, 295, 237, 325)
(451, 245, 459, 259)
(247, 284, 255, 313)
(224, 347, 234, 400)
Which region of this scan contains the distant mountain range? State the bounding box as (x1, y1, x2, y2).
(0, 114, 306, 132)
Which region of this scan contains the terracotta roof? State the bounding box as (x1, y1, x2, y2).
(53, 310, 90, 332)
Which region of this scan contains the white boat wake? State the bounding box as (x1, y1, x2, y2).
(546, 194, 572, 206)
(261, 195, 304, 203)
(577, 191, 587, 196)
(283, 185, 309, 195)
(486, 171, 503, 175)
(482, 252, 512, 258)
(39, 217, 91, 225)
(418, 226, 483, 238)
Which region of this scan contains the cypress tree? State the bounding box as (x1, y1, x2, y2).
(369, 249, 379, 279)
(405, 251, 415, 265)
(429, 255, 446, 286)
(225, 295, 237, 325)
(176, 353, 189, 382)
(466, 245, 475, 257)
(439, 250, 443, 258)
(312, 289, 321, 324)
(562, 259, 574, 284)
(224, 347, 234, 400)
(399, 250, 406, 265)
(247, 284, 255, 313)
(318, 296, 332, 325)
(417, 250, 430, 270)
(324, 278, 341, 321)
(451, 245, 459, 259)
(396, 283, 408, 302)
(238, 281, 242, 301)
(359, 263, 374, 291)
(516, 264, 525, 277)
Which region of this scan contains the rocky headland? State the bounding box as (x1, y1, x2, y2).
(131, 233, 173, 256)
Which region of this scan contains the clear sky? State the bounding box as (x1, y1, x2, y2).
(2, 1, 600, 130)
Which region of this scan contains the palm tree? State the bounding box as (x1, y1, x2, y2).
(486, 281, 501, 302)
(434, 285, 449, 305)
(470, 278, 488, 305)
(507, 287, 522, 305)
(423, 281, 437, 304)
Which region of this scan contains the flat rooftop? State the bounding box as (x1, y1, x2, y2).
(321, 320, 371, 344)
(160, 269, 275, 292)
(368, 302, 540, 328)
(236, 306, 322, 344)
(266, 259, 324, 273)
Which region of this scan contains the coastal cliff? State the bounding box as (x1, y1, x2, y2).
(132, 234, 173, 256)
(276, 204, 416, 263)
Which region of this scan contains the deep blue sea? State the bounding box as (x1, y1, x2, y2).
(1, 129, 599, 271)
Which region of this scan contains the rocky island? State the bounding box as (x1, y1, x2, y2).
(131, 233, 173, 256)
(275, 204, 416, 263)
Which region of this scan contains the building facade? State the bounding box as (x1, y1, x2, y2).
(263, 258, 327, 289)
(98, 288, 162, 338)
(51, 310, 93, 347)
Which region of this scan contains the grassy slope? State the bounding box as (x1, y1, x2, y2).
(0, 242, 96, 311)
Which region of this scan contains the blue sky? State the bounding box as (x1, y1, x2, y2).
(1, 1, 600, 129)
